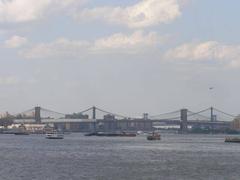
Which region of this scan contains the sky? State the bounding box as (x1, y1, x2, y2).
(0, 0, 240, 117)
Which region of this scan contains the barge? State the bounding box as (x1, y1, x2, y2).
(225, 137, 240, 143)
(85, 132, 136, 137)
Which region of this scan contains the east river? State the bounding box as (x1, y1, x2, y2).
(0, 133, 239, 180)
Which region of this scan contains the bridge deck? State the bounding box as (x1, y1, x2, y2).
(13, 118, 230, 125)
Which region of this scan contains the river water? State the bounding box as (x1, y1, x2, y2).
(0, 133, 239, 180)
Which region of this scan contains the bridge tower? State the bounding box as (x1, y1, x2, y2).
(143, 113, 149, 120)
(92, 106, 96, 119)
(180, 109, 188, 133)
(35, 106, 41, 124)
(210, 107, 215, 131)
(92, 106, 97, 132)
(210, 107, 214, 122)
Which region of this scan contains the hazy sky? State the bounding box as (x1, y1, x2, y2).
(0, 0, 240, 116)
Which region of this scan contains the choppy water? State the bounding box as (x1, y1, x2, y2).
(0, 133, 239, 180)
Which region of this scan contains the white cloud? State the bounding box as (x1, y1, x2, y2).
(165, 41, 240, 68)
(4, 35, 28, 48)
(0, 0, 85, 23)
(0, 0, 51, 22)
(93, 31, 160, 53)
(22, 31, 160, 59)
(74, 0, 182, 28)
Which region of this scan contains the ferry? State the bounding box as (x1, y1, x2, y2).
(147, 132, 161, 140)
(225, 137, 240, 143)
(46, 130, 64, 139)
(14, 124, 30, 135)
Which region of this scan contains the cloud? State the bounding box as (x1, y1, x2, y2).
(4, 35, 28, 48)
(22, 31, 161, 59)
(165, 41, 240, 68)
(0, 0, 51, 22)
(74, 0, 182, 28)
(93, 31, 160, 53)
(0, 0, 85, 23)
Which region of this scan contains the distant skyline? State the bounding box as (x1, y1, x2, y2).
(0, 0, 240, 116)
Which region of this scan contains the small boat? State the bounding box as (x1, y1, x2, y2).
(46, 130, 64, 139)
(225, 137, 240, 143)
(147, 132, 161, 140)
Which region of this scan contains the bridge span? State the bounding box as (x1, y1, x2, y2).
(9, 106, 235, 133)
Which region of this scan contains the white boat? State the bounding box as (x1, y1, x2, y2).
(14, 124, 30, 135)
(45, 130, 64, 139)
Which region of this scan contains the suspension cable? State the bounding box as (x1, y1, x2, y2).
(187, 107, 211, 117)
(149, 110, 180, 118)
(213, 107, 237, 118)
(77, 107, 94, 114)
(13, 108, 35, 116)
(40, 107, 66, 116)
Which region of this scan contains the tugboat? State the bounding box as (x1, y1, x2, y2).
(14, 124, 29, 135)
(225, 137, 240, 143)
(46, 130, 64, 139)
(147, 131, 161, 140)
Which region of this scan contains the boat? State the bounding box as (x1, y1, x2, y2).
(119, 132, 136, 137)
(14, 131, 30, 135)
(225, 137, 240, 143)
(84, 132, 98, 136)
(14, 124, 30, 135)
(2, 129, 17, 134)
(45, 130, 64, 139)
(147, 132, 161, 140)
(85, 131, 136, 137)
